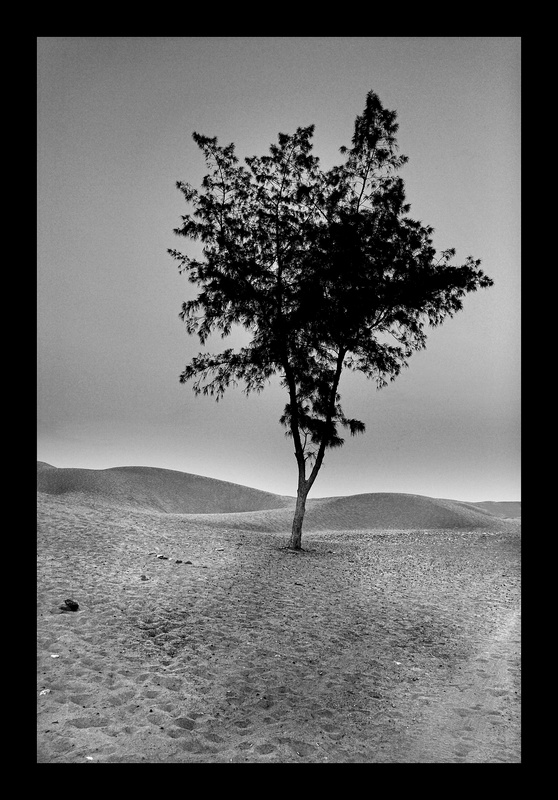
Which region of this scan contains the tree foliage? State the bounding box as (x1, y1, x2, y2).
(169, 90, 493, 546)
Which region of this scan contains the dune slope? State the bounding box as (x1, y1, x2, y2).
(37, 462, 294, 514)
(37, 462, 516, 531)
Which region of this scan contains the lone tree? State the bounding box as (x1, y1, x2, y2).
(169, 90, 493, 550)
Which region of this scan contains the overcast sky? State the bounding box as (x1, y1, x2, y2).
(37, 37, 520, 501)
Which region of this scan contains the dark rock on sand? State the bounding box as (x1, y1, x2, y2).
(60, 598, 79, 612)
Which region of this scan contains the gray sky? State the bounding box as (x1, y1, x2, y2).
(37, 37, 520, 501)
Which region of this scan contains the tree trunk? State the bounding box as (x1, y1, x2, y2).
(284, 349, 346, 551)
(289, 484, 309, 550)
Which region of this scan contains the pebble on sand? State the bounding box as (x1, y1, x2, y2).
(59, 598, 79, 612)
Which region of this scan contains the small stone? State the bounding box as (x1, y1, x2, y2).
(60, 599, 79, 611)
(140, 575, 149, 581)
(175, 560, 183, 564)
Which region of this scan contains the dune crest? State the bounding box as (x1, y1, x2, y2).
(37, 462, 519, 531)
(37, 461, 294, 514)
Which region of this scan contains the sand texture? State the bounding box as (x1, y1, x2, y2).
(37, 465, 520, 763)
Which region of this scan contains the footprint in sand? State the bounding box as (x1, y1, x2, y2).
(175, 717, 196, 731)
(69, 715, 110, 728)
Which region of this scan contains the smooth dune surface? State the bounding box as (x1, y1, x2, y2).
(37, 462, 519, 530)
(37, 461, 295, 514)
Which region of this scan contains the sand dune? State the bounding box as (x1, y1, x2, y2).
(37, 461, 294, 514)
(37, 462, 519, 531)
(37, 462, 520, 763)
(464, 501, 521, 520)
(180, 495, 517, 534)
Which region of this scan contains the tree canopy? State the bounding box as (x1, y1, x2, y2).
(169, 90, 493, 548)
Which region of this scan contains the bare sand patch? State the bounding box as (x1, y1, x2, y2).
(37, 491, 520, 763)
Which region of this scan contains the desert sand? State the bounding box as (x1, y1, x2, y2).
(37, 463, 520, 763)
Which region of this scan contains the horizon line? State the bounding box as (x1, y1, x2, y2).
(36, 459, 521, 504)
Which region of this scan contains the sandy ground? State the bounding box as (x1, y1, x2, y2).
(37, 492, 520, 763)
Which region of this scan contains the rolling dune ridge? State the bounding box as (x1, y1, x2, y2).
(37, 462, 519, 530)
(37, 462, 295, 514)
